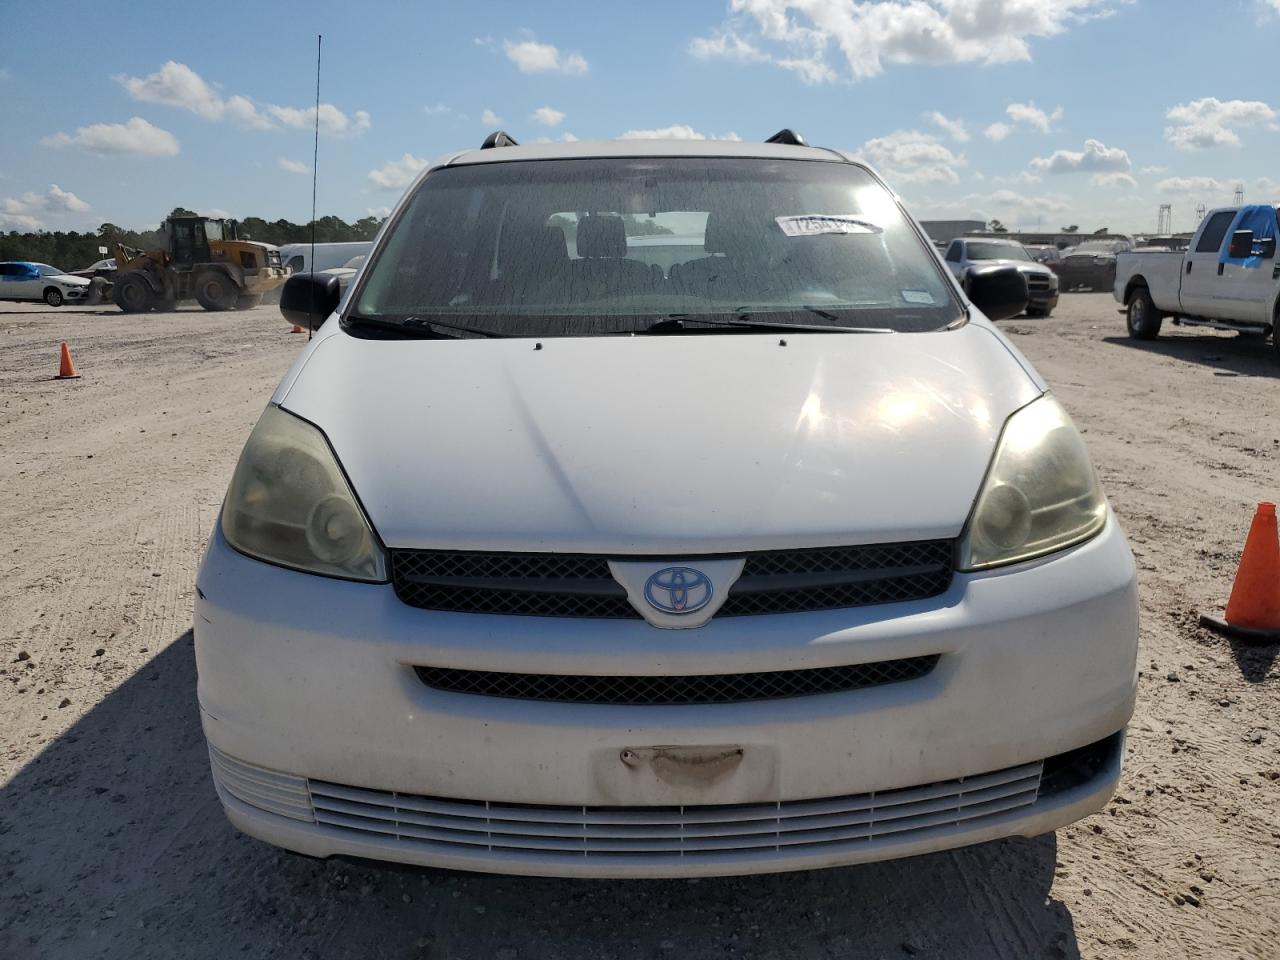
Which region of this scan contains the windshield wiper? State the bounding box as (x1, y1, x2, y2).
(345, 314, 508, 339)
(636, 312, 893, 336)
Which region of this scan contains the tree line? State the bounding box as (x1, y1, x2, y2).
(0, 207, 385, 270)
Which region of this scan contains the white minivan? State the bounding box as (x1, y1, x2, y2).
(196, 132, 1138, 879)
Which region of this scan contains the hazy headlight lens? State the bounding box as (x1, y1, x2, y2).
(221, 405, 386, 581)
(959, 395, 1106, 571)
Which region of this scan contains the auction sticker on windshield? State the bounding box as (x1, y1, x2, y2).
(775, 215, 882, 237)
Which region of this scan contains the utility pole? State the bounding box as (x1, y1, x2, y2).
(1234, 183, 1245, 206)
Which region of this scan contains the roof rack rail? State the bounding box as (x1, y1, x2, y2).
(480, 130, 520, 149)
(765, 128, 807, 147)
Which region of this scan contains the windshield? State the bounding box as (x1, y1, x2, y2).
(33, 264, 67, 277)
(204, 220, 224, 241)
(966, 242, 1030, 262)
(353, 157, 958, 336)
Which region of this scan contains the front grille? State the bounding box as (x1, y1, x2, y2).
(391, 551, 637, 618)
(414, 655, 939, 705)
(1026, 274, 1051, 291)
(266, 249, 282, 269)
(390, 540, 954, 619)
(304, 760, 1043, 863)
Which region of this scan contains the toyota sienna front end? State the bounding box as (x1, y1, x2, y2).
(195, 134, 1138, 878)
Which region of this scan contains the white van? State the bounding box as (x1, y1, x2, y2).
(277, 241, 372, 276)
(197, 131, 1138, 879)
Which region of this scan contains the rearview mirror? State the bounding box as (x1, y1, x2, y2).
(1227, 230, 1254, 259)
(964, 264, 1028, 321)
(1258, 237, 1277, 259)
(280, 273, 341, 330)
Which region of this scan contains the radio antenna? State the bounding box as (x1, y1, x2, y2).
(308, 33, 322, 340)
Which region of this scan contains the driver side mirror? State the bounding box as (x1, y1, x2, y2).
(1227, 230, 1254, 259)
(1258, 237, 1277, 259)
(964, 264, 1028, 321)
(280, 273, 341, 330)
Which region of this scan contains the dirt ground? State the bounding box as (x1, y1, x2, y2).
(1, 295, 1278, 960)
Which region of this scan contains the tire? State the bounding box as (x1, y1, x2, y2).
(235, 293, 263, 310)
(1126, 287, 1162, 340)
(113, 275, 153, 313)
(194, 271, 238, 311)
(43, 288, 64, 307)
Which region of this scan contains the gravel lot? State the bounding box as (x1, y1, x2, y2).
(2, 295, 1278, 959)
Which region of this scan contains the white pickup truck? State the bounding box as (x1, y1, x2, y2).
(1114, 204, 1279, 361)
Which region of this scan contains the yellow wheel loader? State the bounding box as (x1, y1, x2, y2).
(112, 216, 287, 313)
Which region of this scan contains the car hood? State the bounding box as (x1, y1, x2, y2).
(982, 259, 1053, 275)
(279, 325, 1041, 553)
(54, 274, 91, 286)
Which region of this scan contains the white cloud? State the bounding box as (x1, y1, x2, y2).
(926, 111, 969, 142)
(1256, 176, 1280, 197)
(690, 0, 1119, 81)
(43, 117, 180, 157)
(689, 30, 770, 62)
(531, 106, 566, 127)
(268, 104, 370, 137)
(1138, 165, 1168, 175)
(0, 211, 41, 231)
(116, 61, 369, 137)
(1163, 97, 1278, 150)
(992, 170, 1042, 186)
(368, 153, 429, 191)
(1, 183, 92, 230)
(1156, 176, 1239, 197)
(855, 129, 964, 184)
(984, 122, 1012, 142)
(278, 157, 309, 174)
(424, 103, 451, 116)
(115, 61, 271, 128)
(367, 206, 392, 218)
(619, 124, 741, 141)
(503, 38, 588, 74)
(1029, 139, 1131, 174)
(1092, 172, 1137, 188)
(560, 132, 579, 142)
(481, 108, 503, 126)
(1006, 101, 1063, 133)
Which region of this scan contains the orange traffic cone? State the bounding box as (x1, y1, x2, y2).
(289, 324, 304, 334)
(1200, 501, 1280, 643)
(55, 341, 80, 380)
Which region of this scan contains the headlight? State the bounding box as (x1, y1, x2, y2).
(221, 405, 386, 581)
(959, 395, 1106, 571)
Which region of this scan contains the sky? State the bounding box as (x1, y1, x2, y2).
(3, 0, 1280, 238)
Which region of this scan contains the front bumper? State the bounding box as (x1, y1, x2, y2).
(195, 516, 1138, 877)
(1058, 266, 1116, 290)
(1027, 290, 1059, 312)
(242, 267, 288, 294)
(63, 286, 88, 300)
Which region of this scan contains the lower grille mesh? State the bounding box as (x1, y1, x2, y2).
(305, 760, 1043, 861)
(414, 655, 939, 705)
